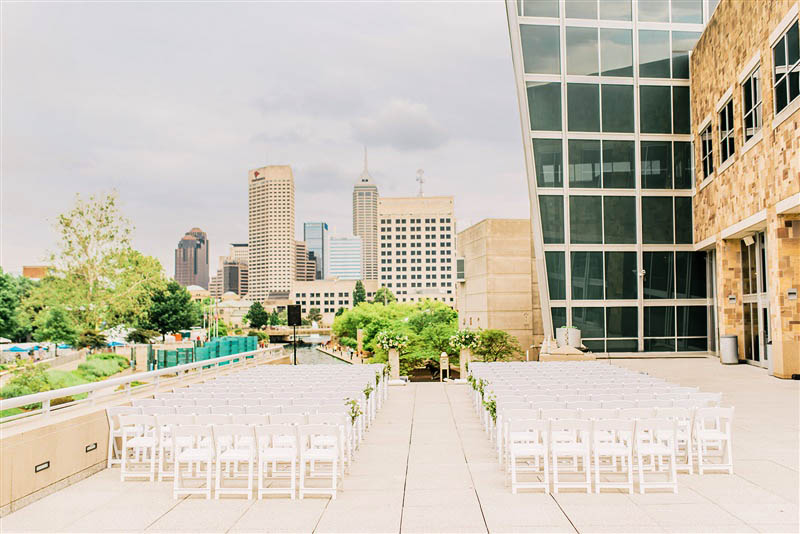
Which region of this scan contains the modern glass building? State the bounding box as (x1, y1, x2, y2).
(506, 0, 719, 354)
(303, 222, 329, 280)
(327, 236, 363, 280)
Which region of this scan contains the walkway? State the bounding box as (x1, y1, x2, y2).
(2, 358, 798, 533)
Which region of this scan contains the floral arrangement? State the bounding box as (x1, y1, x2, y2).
(363, 383, 374, 399)
(482, 394, 497, 423)
(449, 330, 480, 351)
(344, 398, 363, 425)
(374, 331, 409, 351)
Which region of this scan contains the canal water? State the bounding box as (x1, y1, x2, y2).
(279, 337, 347, 365)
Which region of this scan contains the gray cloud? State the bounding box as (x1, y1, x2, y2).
(351, 99, 448, 151)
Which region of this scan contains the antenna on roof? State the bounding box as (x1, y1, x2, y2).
(416, 169, 425, 197)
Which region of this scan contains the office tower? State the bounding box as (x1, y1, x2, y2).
(228, 243, 249, 264)
(505, 0, 714, 354)
(248, 165, 295, 301)
(209, 243, 249, 298)
(327, 236, 363, 280)
(352, 148, 378, 281)
(174, 227, 209, 289)
(378, 196, 456, 305)
(292, 278, 379, 323)
(295, 241, 316, 282)
(303, 222, 329, 279)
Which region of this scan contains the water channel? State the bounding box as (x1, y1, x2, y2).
(277, 336, 348, 365)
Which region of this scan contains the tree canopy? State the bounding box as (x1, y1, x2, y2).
(476, 329, 521, 362)
(244, 302, 269, 329)
(372, 287, 396, 304)
(33, 307, 78, 346)
(142, 280, 200, 338)
(353, 281, 366, 306)
(0, 269, 33, 341)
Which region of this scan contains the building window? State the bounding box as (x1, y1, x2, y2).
(742, 66, 762, 142)
(718, 99, 735, 164)
(700, 123, 714, 179)
(772, 19, 799, 115)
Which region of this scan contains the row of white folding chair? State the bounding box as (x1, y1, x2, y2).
(149, 398, 348, 409)
(493, 394, 706, 405)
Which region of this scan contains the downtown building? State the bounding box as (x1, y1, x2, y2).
(505, 0, 799, 377)
(353, 150, 379, 281)
(209, 243, 249, 299)
(174, 227, 209, 289)
(247, 165, 295, 301)
(327, 236, 363, 280)
(303, 222, 328, 279)
(294, 241, 316, 282)
(378, 196, 456, 305)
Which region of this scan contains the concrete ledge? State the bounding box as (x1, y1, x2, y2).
(539, 352, 597, 362)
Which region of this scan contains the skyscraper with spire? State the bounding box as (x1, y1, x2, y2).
(352, 147, 378, 281)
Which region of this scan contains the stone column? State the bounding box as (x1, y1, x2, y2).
(388, 348, 400, 379)
(460, 348, 472, 378)
(357, 329, 364, 354)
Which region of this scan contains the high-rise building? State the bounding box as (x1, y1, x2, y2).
(353, 148, 379, 281)
(505, 0, 714, 354)
(303, 222, 329, 280)
(228, 243, 249, 264)
(209, 243, 249, 298)
(378, 196, 456, 305)
(292, 279, 380, 324)
(248, 165, 295, 301)
(174, 228, 209, 289)
(294, 241, 316, 282)
(327, 236, 363, 280)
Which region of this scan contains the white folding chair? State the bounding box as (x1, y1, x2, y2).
(602, 400, 635, 410)
(592, 419, 634, 494)
(694, 407, 734, 474)
(118, 414, 158, 481)
(156, 414, 195, 480)
(508, 419, 549, 494)
(106, 406, 139, 467)
(550, 419, 592, 493)
(657, 407, 694, 473)
(173, 425, 215, 499)
(141, 406, 176, 416)
(214, 424, 257, 498)
(308, 413, 349, 475)
(132, 398, 163, 408)
(298, 424, 340, 499)
(256, 424, 298, 499)
(635, 418, 678, 493)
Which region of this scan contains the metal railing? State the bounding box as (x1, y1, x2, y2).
(0, 346, 284, 423)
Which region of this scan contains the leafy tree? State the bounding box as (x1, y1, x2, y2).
(306, 308, 322, 324)
(77, 330, 107, 350)
(143, 281, 199, 339)
(216, 320, 229, 336)
(33, 307, 78, 346)
(335, 307, 346, 317)
(277, 310, 288, 326)
(0, 364, 52, 406)
(353, 281, 366, 306)
(372, 287, 396, 304)
(126, 328, 159, 344)
(244, 302, 269, 329)
(476, 329, 521, 362)
(268, 310, 281, 326)
(0, 269, 33, 341)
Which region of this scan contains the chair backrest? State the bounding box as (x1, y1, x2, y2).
(106, 406, 139, 429)
(508, 418, 549, 445)
(601, 400, 635, 409)
(317, 405, 348, 414)
(635, 418, 676, 442)
(227, 398, 249, 407)
(695, 406, 734, 432)
(499, 401, 530, 412)
(549, 418, 592, 436)
(172, 425, 214, 452)
(141, 406, 176, 416)
(196, 414, 231, 426)
(270, 413, 306, 425)
(213, 424, 256, 448)
(233, 414, 268, 426)
(118, 414, 157, 435)
(281, 405, 315, 415)
(531, 401, 565, 411)
(525, 394, 553, 404)
(132, 399, 163, 407)
(298, 424, 339, 440)
(255, 424, 297, 447)
(540, 408, 578, 421)
(307, 413, 347, 426)
(592, 394, 622, 402)
(619, 408, 656, 420)
(592, 418, 634, 442)
(177, 405, 210, 415)
(164, 399, 195, 407)
(566, 401, 600, 410)
(580, 408, 617, 420)
(637, 399, 673, 409)
(503, 408, 540, 425)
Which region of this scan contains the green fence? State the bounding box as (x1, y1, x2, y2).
(148, 336, 258, 370)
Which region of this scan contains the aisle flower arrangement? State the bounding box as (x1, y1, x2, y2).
(374, 331, 409, 351)
(449, 330, 479, 351)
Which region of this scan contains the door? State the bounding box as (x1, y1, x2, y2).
(741, 232, 769, 368)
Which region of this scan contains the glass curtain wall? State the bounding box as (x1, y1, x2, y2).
(510, 0, 713, 353)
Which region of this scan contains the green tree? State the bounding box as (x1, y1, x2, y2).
(244, 302, 269, 329)
(143, 281, 199, 339)
(476, 329, 521, 362)
(335, 307, 346, 317)
(353, 281, 366, 306)
(33, 307, 78, 346)
(0, 269, 33, 341)
(126, 328, 159, 344)
(372, 287, 396, 304)
(77, 330, 107, 350)
(306, 308, 323, 324)
(268, 310, 281, 326)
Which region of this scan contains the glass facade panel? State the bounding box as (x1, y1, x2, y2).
(599, 0, 632, 21)
(523, 0, 559, 17)
(606, 307, 638, 337)
(571, 252, 604, 300)
(603, 197, 636, 244)
(521, 25, 561, 74)
(568, 140, 601, 188)
(600, 28, 633, 76)
(545, 251, 567, 300)
(570, 196, 602, 244)
(566, 0, 597, 19)
(572, 307, 606, 338)
(677, 305, 708, 337)
(644, 251, 674, 299)
(673, 86, 691, 134)
(568, 83, 601, 131)
(678, 338, 708, 351)
(527, 82, 562, 131)
(675, 251, 707, 299)
(605, 252, 638, 299)
(602, 140, 635, 188)
(673, 141, 692, 189)
(533, 139, 564, 187)
(638, 0, 669, 22)
(602, 85, 635, 132)
(607, 339, 638, 351)
(551, 307, 567, 336)
(644, 306, 675, 337)
(641, 141, 672, 189)
(639, 30, 671, 78)
(567, 27, 599, 75)
(642, 197, 674, 244)
(674, 197, 693, 244)
(539, 195, 565, 244)
(644, 338, 676, 351)
(672, 31, 702, 79)
(672, 0, 703, 24)
(640, 86, 672, 133)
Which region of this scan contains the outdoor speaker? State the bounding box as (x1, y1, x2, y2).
(287, 305, 302, 326)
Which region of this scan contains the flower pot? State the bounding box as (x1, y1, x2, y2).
(556, 327, 582, 348)
(460, 348, 472, 378)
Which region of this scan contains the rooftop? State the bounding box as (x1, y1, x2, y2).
(2, 358, 798, 533)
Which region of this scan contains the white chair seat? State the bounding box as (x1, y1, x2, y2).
(260, 447, 296, 460)
(637, 443, 672, 455)
(595, 442, 630, 454)
(128, 436, 156, 447)
(219, 448, 253, 462)
(510, 443, 546, 455)
(177, 448, 214, 462)
(552, 442, 586, 455)
(304, 448, 337, 460)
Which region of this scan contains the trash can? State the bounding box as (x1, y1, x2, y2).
(720, 335, 739, 364)
(767, 342, 774, 376)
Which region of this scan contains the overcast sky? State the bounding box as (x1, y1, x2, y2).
(1, 1, 529, 277)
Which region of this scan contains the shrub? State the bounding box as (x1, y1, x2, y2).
(76, 357, 126, 380)
(126, 329, 159, 344)
(0, 364, 51, 408)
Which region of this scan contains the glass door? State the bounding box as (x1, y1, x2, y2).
(741, 232, 769, 367)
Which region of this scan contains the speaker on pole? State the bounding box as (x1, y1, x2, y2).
(287, 305, 302, 327)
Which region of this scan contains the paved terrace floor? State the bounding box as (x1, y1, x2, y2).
(2, 358, 798, 533)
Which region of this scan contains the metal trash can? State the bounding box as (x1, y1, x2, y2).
(720, 335, 739, 364)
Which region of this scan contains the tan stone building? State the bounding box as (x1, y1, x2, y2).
(248, 165, 295, 301)
(294, 241, 316, 282)
(353, 149, 379, 281)
(291, 279, 379, 325)
(691, 0, 800, 378)
(378, 196, 456, 306)
(456, 219, 541, 356)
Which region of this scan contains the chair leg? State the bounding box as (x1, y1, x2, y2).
(299, 455, 305, 499)
(594, 451, 600, 493)
(726, 437, 734, 474)
(543, 452, 550, 494)
(206, 460, 213, 500)
(626, 452, 633, 494)
(331, 458, 337, 499)
(637, 451, 645, 494)
(552, 452, 559, 494)
(107, 433, 114, 468)
(290, 458, 296, 500)
(215, 456, 222, 499)
(510, 453, 517, 494)
(149, 446, 156, 482)
(584, 451, 591, 493)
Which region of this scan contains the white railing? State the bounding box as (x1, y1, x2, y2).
(0, 346, 284, 422)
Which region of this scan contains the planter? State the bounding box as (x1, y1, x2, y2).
(556, 327, 582, 348)
(459, 348, 472, 378)
(388, 348, 400, 379)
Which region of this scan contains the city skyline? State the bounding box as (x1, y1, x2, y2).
(0, 1, 529, 276)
